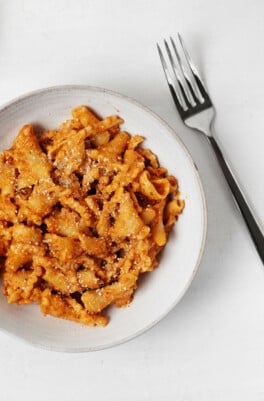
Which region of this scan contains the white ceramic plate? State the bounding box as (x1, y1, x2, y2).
(0, 85, 206, 352)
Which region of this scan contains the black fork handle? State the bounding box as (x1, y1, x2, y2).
(207, 136, 264, 264)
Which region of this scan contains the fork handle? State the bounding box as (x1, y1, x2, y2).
(207, 136, 264, 264)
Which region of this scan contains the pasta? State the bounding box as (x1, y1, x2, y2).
(0, 106, 184, 326)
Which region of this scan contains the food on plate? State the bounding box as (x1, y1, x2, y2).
(0, 105, 184, 326)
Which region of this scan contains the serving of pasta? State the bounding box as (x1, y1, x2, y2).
(0, 105, 184, 327)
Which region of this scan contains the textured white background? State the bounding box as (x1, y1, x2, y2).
(0, 0, 264, 400)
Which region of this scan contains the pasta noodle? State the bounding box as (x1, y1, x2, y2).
(0, 106, 184, 326)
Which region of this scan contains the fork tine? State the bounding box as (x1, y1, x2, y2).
(166, 38, 197, 108)
(177, 33, 210, 103)
(170, 37, 202, 107)
(157, 43, 188, 112)
(162, 40, 190, 110)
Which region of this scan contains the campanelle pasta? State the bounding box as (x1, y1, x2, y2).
(0, 106, 184, 326)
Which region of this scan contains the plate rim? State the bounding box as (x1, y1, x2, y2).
(0, 84, 207, 352)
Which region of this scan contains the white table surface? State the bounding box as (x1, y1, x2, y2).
(0, 0, 264, 400)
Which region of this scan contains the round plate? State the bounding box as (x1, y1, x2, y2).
(0, 85, 207, 352)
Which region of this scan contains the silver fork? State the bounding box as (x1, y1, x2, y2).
(157, 34, 264, 264)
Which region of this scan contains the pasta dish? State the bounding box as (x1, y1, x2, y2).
(0, 106, 184, 326)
